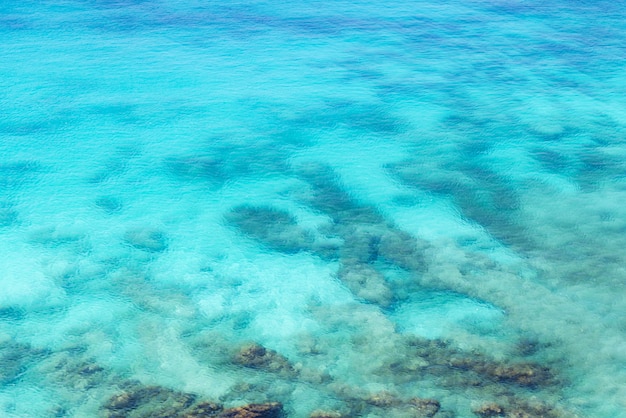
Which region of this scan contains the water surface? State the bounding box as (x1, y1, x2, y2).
(1, 0, 626, 416)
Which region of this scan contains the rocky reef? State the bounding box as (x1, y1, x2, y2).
(472, 397, 564, 418)
(336, 263, 394, 307)
(0, 340, 48, 385)
(1, 159, 579, 417)
(396, 337, 558, 390)
(209, 163, 572, 417)
(225, 205, 316, 254)
(102, 383, 283, 418)
(232, 343, 297, 377)
(386, 159, 527, 251)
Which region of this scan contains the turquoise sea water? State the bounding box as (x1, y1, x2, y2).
(2, 0, 626, 416)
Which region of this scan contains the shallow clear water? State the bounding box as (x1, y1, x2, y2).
(1, 0, 626, 417)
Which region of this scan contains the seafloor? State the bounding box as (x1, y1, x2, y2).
(1, 0, 626, 417)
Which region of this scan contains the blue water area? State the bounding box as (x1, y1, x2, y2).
(1, 0, 626, 416)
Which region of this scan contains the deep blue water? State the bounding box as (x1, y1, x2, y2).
(1, 0, 626, 417)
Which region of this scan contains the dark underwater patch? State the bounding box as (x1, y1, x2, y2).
(0, 204, 19, 227)
(124, 227, 168, 252)
(95, 196, 123, 214)
(0, 161, 41, 191)
(225, 205, 314, 254)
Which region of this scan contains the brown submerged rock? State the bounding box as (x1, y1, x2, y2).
(182, 401, 224, 417)
(376, 228, 426, 271)
(345, 391, 442, 418)
(488, 363, 552, 387)
(448, 358, 554, 388)
(474, 403, 505, 417)
(218, 402, 283, 418)
(404, 338, 556, 389)
(105, 391, 142, 412)
(505, 398, 564, 418)
(233, 343, 296, 376)
(407, 397, 441, 417)
(364, 391, 402, 408)
(104, 385, 282, 418)
(102, 385, 197, 418)
(473, 398, 565, 418)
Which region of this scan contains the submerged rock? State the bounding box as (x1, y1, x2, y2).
(404, 337, 557, 389)
(503, 397, 564, 418)
(337, 224, 385, 264)
(294, 163, 427, 271)
(376, 228, 426, 271)
(448, 358, 555, 388)
(335, 222, 425, 272)
(48, 356, 106, 391)
(102, 385, 197, 418)
(105, 391, 143, 411)
(514, 338, 541, 357)
(472, 397, 567, 418)
(387, 159, 528, 250)
(337, 263, 394, 307)
(407, 398, 441, 417)
(293, 162, 361, 216)
(226, 205, 314, 254)
(182, 401, 224, 417)
(364, 391, 402, 408)
(355, 392, 442, 418)
(0, 341, 48, 385)
(486, 363, 553, 387)
(473, 403, 505, 417)
(232, 343, 296, 377)
(218, 402, 283, 418)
